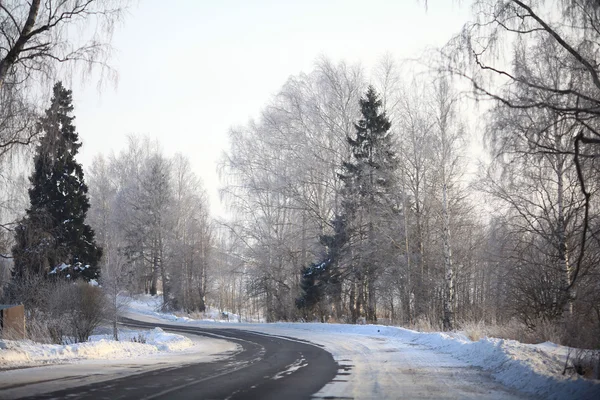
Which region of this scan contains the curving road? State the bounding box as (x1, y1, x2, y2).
(23, 318, 341, 400)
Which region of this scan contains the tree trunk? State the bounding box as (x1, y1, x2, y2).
(198, 234, 207, 312)
(112, 280, 119, 341)
(150, 244, 158, 296)
(367, 268, 377, 323)
(349, 279, 357, 323)
(158, 232, 171, 309)
(0, 0, 41, 87)
(403, 178, 414, 325)
(357, 273, 365, 322)
(555, 138, 574, 318)
(442, 180, 455, 331)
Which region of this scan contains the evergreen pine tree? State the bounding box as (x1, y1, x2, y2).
(341, 85, 397, 200)
(339, 85, 398, 323)
(298, 86, 399, 323)
(12, 82, 102, 281)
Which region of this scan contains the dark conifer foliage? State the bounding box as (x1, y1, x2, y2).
(296, 215, 348, 319)
(341, 85, 397, 201)
(12, 82, 102, 281)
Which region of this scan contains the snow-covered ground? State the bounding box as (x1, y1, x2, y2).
(124, 293, 250, 323)
(126, 295, 600, 400)
(0, 320, 240, 399)
(0, 327, 197, 367)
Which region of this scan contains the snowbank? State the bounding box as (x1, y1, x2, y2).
(403, 328, 598, 400)
(0, 327, 194, 368)
(124, 294, 249, 323)
(125, 295, 600, 400)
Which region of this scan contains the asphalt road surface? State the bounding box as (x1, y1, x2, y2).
(23, 318, 341, 400)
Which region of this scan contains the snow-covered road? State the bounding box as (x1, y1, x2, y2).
(291, 329, 526, 399)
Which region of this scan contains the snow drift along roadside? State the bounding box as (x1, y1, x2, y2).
(0, 327, 194, 368)
(409, 329, 599, 400)
(123, 294, 249, 323)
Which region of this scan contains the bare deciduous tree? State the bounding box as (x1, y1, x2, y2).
(0, 0, 127, 87)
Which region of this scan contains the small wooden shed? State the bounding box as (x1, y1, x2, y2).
(0, 304, 25, 340)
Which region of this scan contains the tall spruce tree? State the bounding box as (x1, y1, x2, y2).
(342, 86, 397, 200)
(340, 85, 398, 323)
(12, 82, 102, 281)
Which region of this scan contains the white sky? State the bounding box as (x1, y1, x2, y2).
(72, 0, 472, 217)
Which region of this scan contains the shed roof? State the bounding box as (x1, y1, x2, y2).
(0, 304, 22, 310)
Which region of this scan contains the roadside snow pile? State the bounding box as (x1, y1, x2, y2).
(410, 330, 599, 400)
(124, 294, 247, 323)
(202, 307, 242, 322)
(123, 294, 164, 318)
(0, 327, 194, 368)
(123, 294, 192, 322)
(95, 327, 195, 352)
